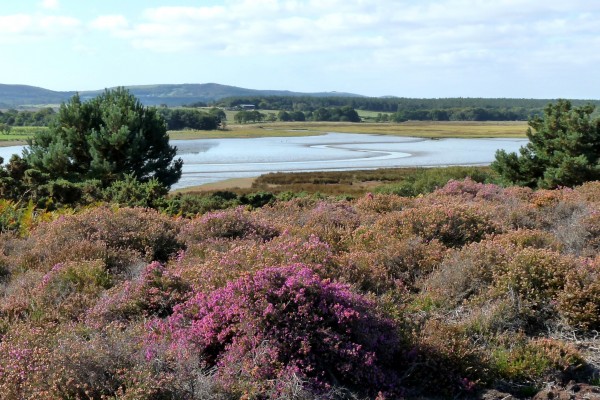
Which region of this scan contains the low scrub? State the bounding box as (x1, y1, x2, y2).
(0, 179, 597, 398)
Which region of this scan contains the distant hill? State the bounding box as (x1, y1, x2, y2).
(0, 83, 363, 108)
(0, 84, 75, 108)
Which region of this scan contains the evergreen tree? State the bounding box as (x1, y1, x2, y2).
(492, 100, 600, 188)
(24, 88, 182, 189)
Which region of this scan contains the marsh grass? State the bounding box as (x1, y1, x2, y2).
(168, 120, 528, 140)
(1, 121, 527, 144)
(242, 166, 499, 197)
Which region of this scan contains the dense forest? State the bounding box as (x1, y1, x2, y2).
(0, 107, 226, 132)
(213, 95, 600, 121)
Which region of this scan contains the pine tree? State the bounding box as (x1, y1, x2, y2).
(492, 99, 600, 188)
(25, 88, 182, 189)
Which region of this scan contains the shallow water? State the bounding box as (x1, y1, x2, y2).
(0, 133, 528, 190)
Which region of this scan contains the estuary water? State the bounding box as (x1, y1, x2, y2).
(0, 133, 527, 190)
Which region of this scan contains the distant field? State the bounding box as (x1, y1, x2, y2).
(168, 120, 528, 140)
(0, 121, 529, 146)
(0, 126, 48, 144)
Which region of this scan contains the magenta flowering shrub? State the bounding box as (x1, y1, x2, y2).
(179, 206, 278, 243)
(86, 261, 191, 328)
(147, 264, 404, 397)
(13, 206, 183, 273)
(297, 201, 361, 250)
(173, 232, 335, 293)
(434, 177, 505, 201)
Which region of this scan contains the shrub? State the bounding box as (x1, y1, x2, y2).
(557, 259, 600, 330)
(86, 261, 191, 328)
(423, 240, 512, 308)
(407, 320, 492, 396)
(13, 206, 183, 273)
(434, 177, 504, 201)
(146, 264, 404, 398)
(298, 201, 360, 250)
(491, 333, 584, 385)
(179, 206, 278, 243)
(384, 203, 501, 248)
(164, 191, 242, 217)
(335, 234, 446, 294)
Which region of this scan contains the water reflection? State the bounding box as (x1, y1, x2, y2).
(0, 133, 528, 190)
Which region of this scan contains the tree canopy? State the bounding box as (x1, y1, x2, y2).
(492, 99, 600, 188)
(24, 87, 182, 189)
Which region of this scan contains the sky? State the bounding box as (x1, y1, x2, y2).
(1, 0, 599, 99)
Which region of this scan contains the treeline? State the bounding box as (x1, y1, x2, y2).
(379, 107, 537, 122)
(216, 95, 600, 121)
(234, 106, 361, 123)
(0, 107, 226, 131)
(0, 107, 56, 127)
(156, 107, 225, 130)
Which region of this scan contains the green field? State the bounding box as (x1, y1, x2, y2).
(0, 126, 49, 144)
(0, 121, 529, 146)
(168, 120, 528, 140)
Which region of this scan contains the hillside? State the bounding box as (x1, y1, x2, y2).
(0, 84, 75, 108)
(0, 82, 362, 108)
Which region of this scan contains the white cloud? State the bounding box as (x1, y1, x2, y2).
(88, 0, 600, 69)
(0, 14, 81, 41)
(40, 0, 59, 10)
(90, 15, 129, 30)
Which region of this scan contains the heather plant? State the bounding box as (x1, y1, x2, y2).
(12, 206, 183, 274)
(335, 234, 446, 294)
(557, 258, 600, 330)
(0, 320, 180, 400)
(34, 260, 112, 322)
(490, 228, 563, 252)
(490, 333, 584, 386)
(433, 177, 505, 201)
(422, 240, 513, 308)
(175, 233, 335, 293)
(297, 201, 361, 251)
(406, 320, 492, 396)
(353, 192, 411, 214)
(179, 206, 278, 243)
(380, 202, 501, 248)
(0, 269, 45, 324)
(492, 248, 576, 306)
(146, 264, 405, 398)
(86, 261, 191, 328)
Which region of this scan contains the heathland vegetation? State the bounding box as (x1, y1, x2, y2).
(0, 89, 599, 399)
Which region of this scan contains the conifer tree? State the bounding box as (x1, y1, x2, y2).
(492, 99, 600, 188)
(25, 88, 182, 189)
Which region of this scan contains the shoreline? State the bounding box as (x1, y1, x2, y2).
(172, 177, 257, 193)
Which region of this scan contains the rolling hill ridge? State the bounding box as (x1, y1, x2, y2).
(0, 83, 362, 108)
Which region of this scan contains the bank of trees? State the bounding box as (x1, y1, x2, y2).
(234, 106, 361, 124)
(157, 107, 225, 130)
(217, 95, 600, 121)
(0, 107, 56, 126)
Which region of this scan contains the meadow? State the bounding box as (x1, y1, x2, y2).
(168, 120, 528, 140)
(0, 178, 598, 399)
(0, 121, 527, 145)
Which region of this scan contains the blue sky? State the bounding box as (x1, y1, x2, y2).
(1, 0, 599, 98)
